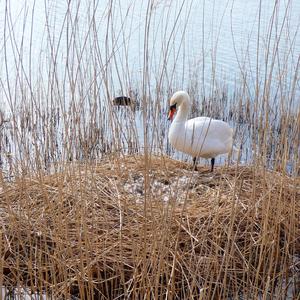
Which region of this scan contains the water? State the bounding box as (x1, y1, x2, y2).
(0, 0, 299, 174)
(1, 0, 299, 96)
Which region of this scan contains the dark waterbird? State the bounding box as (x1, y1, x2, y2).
(113, 96, 132, 106)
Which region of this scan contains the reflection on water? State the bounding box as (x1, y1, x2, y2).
(0, 100, 297, 178)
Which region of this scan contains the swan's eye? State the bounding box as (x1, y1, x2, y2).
(170, 103, 177, 110)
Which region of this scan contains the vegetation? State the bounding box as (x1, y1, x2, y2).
(0, 0, 299, 299)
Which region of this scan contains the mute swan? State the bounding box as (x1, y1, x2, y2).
(168, 91, 233, 172)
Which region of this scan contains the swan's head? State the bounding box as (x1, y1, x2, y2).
(167, 91, 190, 121)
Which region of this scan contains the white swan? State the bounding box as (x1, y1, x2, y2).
(168, 91, 233, 171)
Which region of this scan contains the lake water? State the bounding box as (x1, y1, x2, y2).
(0, 0, 299, 173)
(1, 0, 299, 96)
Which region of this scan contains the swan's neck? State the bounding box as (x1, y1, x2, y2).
(174, 101, 190, 122)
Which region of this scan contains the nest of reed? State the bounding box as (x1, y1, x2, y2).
(0, 155, 299, 299)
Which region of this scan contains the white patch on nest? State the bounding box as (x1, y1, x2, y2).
(123, 171, 205, 203)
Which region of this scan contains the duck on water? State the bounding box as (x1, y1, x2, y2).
(167, 91, 234, 172)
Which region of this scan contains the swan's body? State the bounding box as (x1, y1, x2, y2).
(168, 91, 233, 171)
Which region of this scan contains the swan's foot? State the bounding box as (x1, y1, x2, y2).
(192, 157, 198, 171)
(192, 157, 215, 172)
(211, 158, 215, 172)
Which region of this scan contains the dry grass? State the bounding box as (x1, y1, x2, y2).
(0, 155, 299, 299)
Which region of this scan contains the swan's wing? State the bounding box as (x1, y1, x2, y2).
(185, 117, 214, 133)
(184, 118, 233, 157)
(188, 117, 212, 123)
(186, 118, 232, 138)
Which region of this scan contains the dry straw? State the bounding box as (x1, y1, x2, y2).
(0, 155, 299, 299)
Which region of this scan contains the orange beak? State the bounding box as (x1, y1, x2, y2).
(167, 104, 177, 121)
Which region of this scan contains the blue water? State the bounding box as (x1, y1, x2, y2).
(0, 0, 299, 99)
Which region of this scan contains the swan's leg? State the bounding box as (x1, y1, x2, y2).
(211, 158, 215, 172)
(192, 157, 198, 171)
